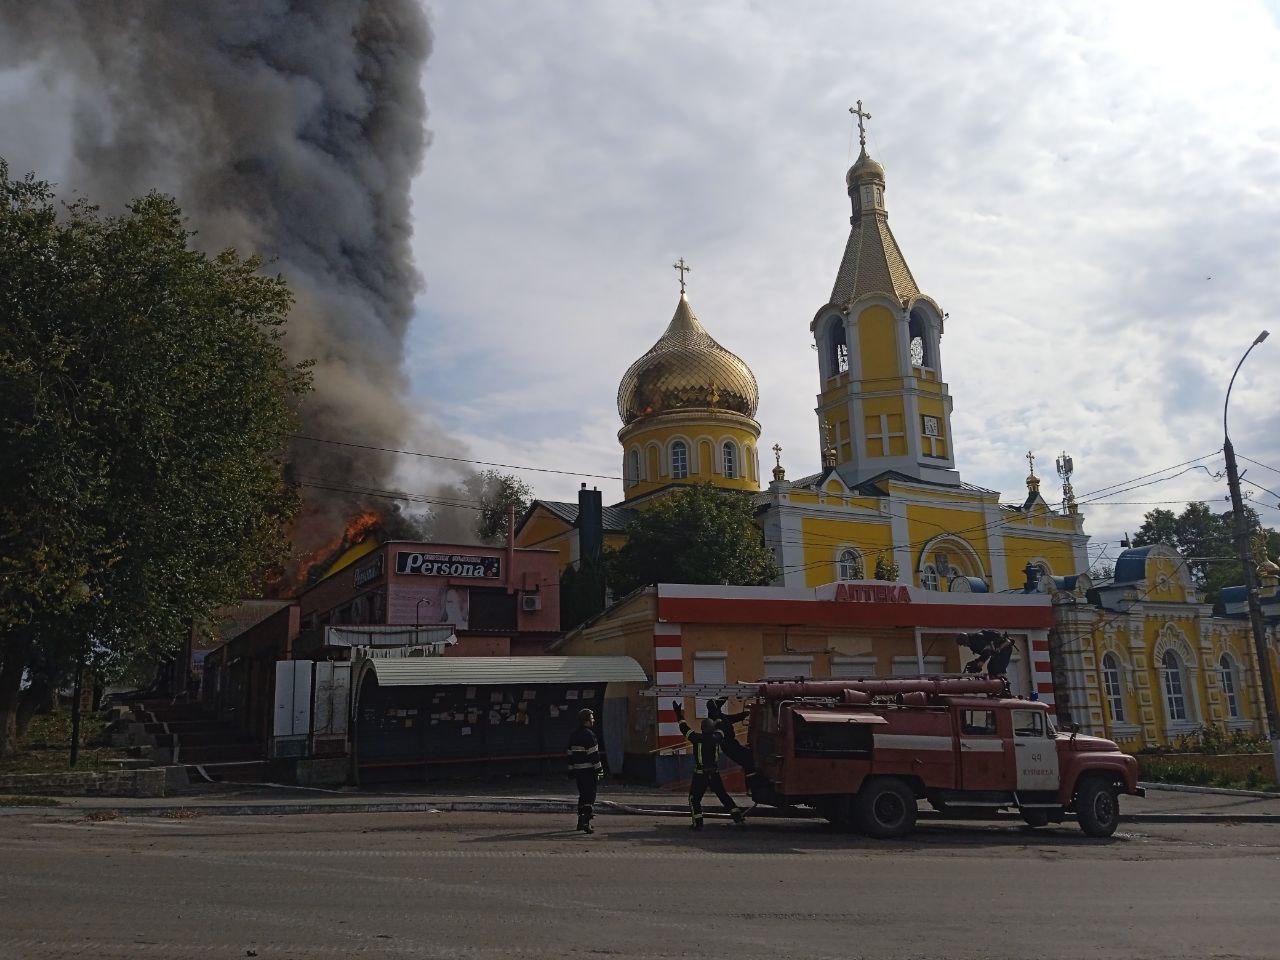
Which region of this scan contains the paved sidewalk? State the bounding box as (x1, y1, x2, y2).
(5, 777, 1280, 821)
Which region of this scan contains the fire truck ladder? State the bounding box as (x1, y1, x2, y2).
(639, 683, 767, 700)
(642, 677, 1009, 700)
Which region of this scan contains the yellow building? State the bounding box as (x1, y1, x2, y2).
(517, 115, 1280, 756)
(1051, 543, 1280, 749)
(757, 133, 1087, 592)
(518, 132, 1087, 594)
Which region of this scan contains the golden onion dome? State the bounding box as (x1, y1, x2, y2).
(846, 149, 885, 187)
(617, 293, 759, 426)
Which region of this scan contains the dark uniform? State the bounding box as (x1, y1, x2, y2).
(959, 630, 1015, 682)
(708, 699, 758, 792)
(567, 721, 603, 833)
(675, 703, 745, 830)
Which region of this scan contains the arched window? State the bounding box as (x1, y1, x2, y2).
(1102, 653, 1125, 723)
(908, 309, 932, 369)
(627, 448, 641, 485)
(921, 564, 939, 591)
(1161, 650, 1188, 722)
(723, 441, 737, 479)
(670, 440, 688, 479)
(837, 548, 862, 581)
(828, 321, 848, 376)
(1220, 654, 1240, 719)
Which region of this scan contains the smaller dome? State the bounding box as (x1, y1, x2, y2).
(846, 150, 885, 186)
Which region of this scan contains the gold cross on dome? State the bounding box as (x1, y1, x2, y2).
(672, 257, 691, 294)
(849, 100, 871, 148)
(772, 443, 782, 468)
(1026, 450, 1036, 476)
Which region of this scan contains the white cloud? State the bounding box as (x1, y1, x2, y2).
(407, 0, 1280, 555)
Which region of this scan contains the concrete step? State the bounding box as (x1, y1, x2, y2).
(181, 761, 270, 784)
(176, 743, 262, 764)
(168, 730, 257, 748)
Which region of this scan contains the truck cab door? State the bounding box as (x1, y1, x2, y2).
(1011, 708, 1059, 792)
(956, 708, 1005, 790)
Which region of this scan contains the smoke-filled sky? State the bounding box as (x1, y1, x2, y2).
(406, 0, 1280, 569)
(4, 2, 1279, 572)
(0, 0, 470, 549)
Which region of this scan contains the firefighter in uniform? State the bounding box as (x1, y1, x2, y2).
(707, 698, 758, 795)
(567, 707, 603, 834)
(673, 700, 746, 831)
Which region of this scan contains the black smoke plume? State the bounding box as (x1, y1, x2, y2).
(0, 1, 478, 560)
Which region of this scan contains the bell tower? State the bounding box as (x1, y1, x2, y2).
(810, 105, 959, 488)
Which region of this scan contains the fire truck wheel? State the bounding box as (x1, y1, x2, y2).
(854, 777, 917, 839)
(1075, 778, 1120, 838)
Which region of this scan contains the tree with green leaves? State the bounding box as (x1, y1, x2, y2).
(467, 470, 535, 545)
(604, 485, 777, 595)
(1132, 502, 1278, 611)
(873, 554, 900, 582)
(0, 162, 309, 757)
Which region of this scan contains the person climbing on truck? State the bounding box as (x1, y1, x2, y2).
(673, 699, 747, 831)
(708, 697, 759, 793)
(959, 630, 1015, 679)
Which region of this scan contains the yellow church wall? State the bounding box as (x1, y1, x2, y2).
(860, 396, 907, 458)
(619, 419, 760, 499)
(880, 481, 983, 507)
(855, 305, 900, 382)
(915, 395, 948, 458)
(911, 368, 945, 395)
(797, 514, 895, 587)
(903, 502, 993, 581)
(999, 535, 1080, 585)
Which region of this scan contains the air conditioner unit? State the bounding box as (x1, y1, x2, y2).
(521, 593, 542, 612)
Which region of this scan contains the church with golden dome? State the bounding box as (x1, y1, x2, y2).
(517, 112, 1087, 598)
(516, 109, 1280, 764)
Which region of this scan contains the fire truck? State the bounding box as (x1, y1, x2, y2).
(648, 677, 1143, 839)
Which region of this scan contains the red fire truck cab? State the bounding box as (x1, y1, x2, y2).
(745, 677, 1143, 838)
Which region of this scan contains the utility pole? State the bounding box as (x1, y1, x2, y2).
(1222, 330, 1279, 779)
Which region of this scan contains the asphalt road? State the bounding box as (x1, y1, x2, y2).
(1, 810, 1276, 960)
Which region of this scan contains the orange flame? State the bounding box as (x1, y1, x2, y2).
(268, 508, 386, 598)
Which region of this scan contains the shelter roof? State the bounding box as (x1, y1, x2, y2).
(360, 655, 648, 687)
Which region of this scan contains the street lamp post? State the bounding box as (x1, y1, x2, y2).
(1222, 330, 1279, 779)
(415, 596, 430, 629)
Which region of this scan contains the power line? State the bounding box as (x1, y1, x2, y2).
(292, 434, 623, 482)
(1238, 454, 1280, 478)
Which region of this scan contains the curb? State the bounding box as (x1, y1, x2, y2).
(2, 796, 1279, 824)
(0, 797, 692, 820)
(1138, 781, 1280, 800)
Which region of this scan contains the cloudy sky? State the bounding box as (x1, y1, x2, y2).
(406, 0, 1280, 568)
(2, 2, 1277, 573)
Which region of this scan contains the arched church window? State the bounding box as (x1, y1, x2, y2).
(671, 440, 688, 479)
(837, 548, 862, 581)
(908, 310, 932, 369)
(627, 448, 641, 485)
(1220, 654, 1240, 719)
(1161, 650, 1188, 722)
(828, 321, 848, 376)
(723, 441, 737, 479)
(921, 564, 939, 591)
(1102, 653, 1125, 723)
